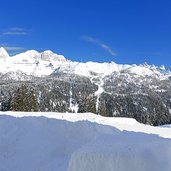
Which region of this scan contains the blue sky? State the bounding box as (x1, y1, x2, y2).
(0, 0, 171, 66)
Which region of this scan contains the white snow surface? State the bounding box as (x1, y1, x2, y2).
(0, 112, 171, 171)
(0, 47, 171, 79)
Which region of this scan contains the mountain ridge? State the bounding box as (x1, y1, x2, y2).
(0, 47, 170, 79)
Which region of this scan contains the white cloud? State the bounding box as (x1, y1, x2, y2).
(3, 46, 25, 51)
(2, 27, 28, 36)
(100, 43, 116, 56)
(81, 35, 116, 56)
(0, 44, 25, 55)
(152, 52, 162, 56)
(3, 31, 27, 36)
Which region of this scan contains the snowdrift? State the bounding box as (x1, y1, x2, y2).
(0, 112, 171, 171)
(68, 133, 171, 171)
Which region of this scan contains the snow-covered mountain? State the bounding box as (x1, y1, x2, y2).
(0, 47, 67, 77)
(0, 47, 171, 126)
(0, 47, 170, 78)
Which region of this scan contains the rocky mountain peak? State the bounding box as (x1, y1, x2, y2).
(41, 50, 66, 62)
(0, 47, 10, 59)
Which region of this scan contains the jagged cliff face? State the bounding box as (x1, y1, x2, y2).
(0, 47, 171, 125)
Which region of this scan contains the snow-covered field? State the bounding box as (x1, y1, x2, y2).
(0, 112, 171, 171)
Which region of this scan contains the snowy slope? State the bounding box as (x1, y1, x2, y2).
(68, 133, 171, 171)
(0, 112, 170, 171)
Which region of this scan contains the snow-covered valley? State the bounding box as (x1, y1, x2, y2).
(0, 112, 170, 171)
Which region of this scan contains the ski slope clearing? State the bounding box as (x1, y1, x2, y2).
(0, 112, 171, 171)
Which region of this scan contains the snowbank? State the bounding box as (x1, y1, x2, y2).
(68, 133, 171, 171)
(1, 112, 170, 138)
(0, 112, 170, 171)
(0, 114, 118, 171)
